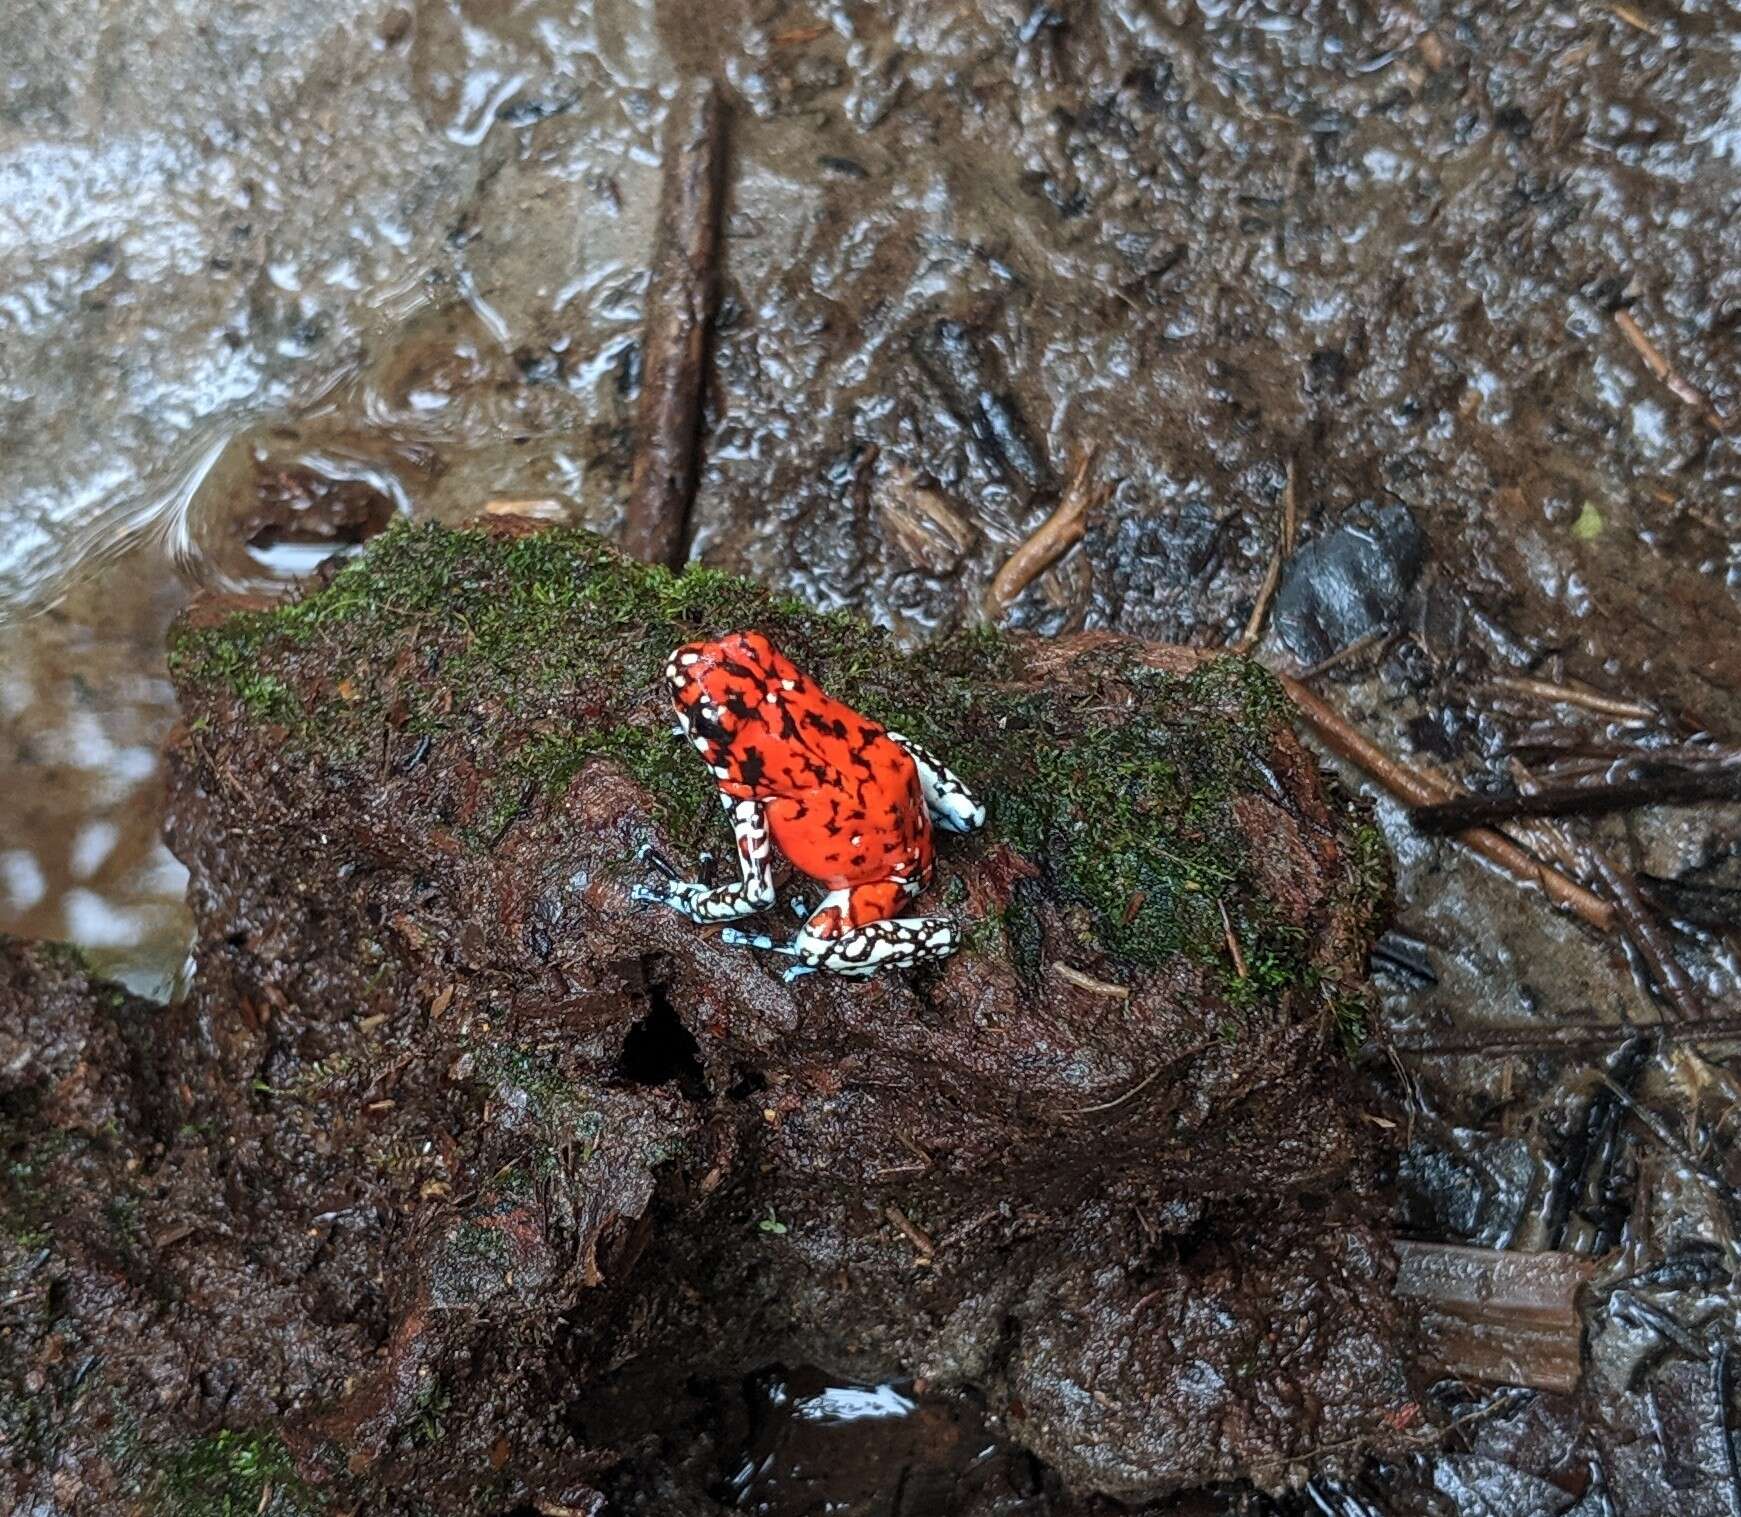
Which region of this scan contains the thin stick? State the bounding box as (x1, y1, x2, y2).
(1071, 1065, 1166, 1115)
(1281, 454, 1299, 556)
(1614, 309, 1728, 432)
(883, 1204, 936, 1263)
(1051, 963, 1130, 1000)
(1233, 549, 1282, 654)
(1485, 674, 1658, 723)
(1233, 457, 1296, 654)
(1411, 765, 1741, 832)
(1217, 899, 1249, 979)
(1579, 841, 1706, 1020)
(622, 81, 728, 567)
(1294, 628, 1396, 682)
(984, 451, 1104, 619)
(1607, 3, 1660, 33)
(1392, 1021, 1705, 1055)
(1278, 674, 1616, 931)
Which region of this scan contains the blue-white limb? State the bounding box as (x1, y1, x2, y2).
(886, 733, 987, 833)
(632, 798, 775, 922)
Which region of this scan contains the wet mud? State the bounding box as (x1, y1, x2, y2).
(3, 0, 1741, 1512)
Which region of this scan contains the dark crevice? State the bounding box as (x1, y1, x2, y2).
(618, 982, 708, 1100)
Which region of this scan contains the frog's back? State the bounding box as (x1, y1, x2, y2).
(666, 631, 933, 887)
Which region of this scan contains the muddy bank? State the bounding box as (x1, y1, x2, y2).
(3, 520, 1410, 1512)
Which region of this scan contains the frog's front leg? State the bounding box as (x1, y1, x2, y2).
(633, 795, 775, 922)
(724, 882, 960, 982)
(886, 733, 987, 834)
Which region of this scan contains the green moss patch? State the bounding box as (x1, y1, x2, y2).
(152, 1430, 321, 1516)
(168, 523, 1374, 989)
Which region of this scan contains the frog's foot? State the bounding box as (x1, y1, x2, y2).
(886, 733, 987, 834)
(794, 915, 961, 978)
(631, 801, 773, 923)
(725, 882, 960, 980)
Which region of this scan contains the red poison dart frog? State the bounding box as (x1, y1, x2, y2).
(632, 631, 986, 981)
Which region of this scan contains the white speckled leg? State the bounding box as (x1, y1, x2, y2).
(886, 733, 987, 834)
(725, 886, 960, 981)
(633, 797, 774, 922)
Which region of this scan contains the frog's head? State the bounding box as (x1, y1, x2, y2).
(664, 631, 778, 705)
(664, 631, 799, 756)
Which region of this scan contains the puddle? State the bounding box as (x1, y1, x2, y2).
(717, 1365, 1044, 1516)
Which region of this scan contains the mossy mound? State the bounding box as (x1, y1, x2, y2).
(168, 522, 1382, 995)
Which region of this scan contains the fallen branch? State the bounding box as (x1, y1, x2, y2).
(984, 451, 1105, 619)
(1410, 763, 1741, 832)
(1614, 308, 1728, 433)
(622, 81, 728, 567)
(1277, 675, 1615, 931)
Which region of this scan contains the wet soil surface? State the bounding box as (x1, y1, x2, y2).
(2, 0, 1740, 1512)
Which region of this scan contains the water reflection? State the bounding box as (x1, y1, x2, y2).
(0, 552, 191, 996)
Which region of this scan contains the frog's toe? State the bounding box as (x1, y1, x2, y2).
(782, 962, 818, 984)
(788, 896, 810, 922)
(720, 926, 777, 950)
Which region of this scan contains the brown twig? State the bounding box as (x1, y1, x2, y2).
(1233, 457, 1296, 654)
(1613, 309, 1728, 432)
(622, 81, 728, 567)
(1578, 840, 1706, 1020)
(883, 1204, 936, 1263)
(1277, 674, 1616, 931)
(1071, 1065, 1167, 1115)
(1233, 549, 1282, 654)
(1485, 673, 1658, 723)
(1504, 759, 1707, 1020)
(1281, 454, 1299, 556)
(1411, 764, 1741, 832)
(1217, 900, 1249, 979)
(1051, 963, 1130, 1000)
(1606, 3, 1660, 33)
(984, 451, 1104, 620)
(1294, 628, 1397, 682)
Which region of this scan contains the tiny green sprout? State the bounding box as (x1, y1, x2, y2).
(757, 1206, 788, 1236)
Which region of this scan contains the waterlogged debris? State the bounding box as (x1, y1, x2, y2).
(1273, 502, 1426, 666)
(1393, 1240, 1595, 1394)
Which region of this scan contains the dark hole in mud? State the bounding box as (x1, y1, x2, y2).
(727, 1064, 768, 1101)
(618, 984, 707, 1098)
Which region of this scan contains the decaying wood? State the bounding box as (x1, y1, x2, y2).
(1392, 1240, 1594, 1395)
(622, 81, 728, 568)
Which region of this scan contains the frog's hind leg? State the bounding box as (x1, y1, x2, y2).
(633, 796, 775, 922)
(732, 882, 960, 982)
(886, 733, 986, 834)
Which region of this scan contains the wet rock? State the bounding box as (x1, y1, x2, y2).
(8, 519, 1412, 1510)
(1274, 503, 1428, 666)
